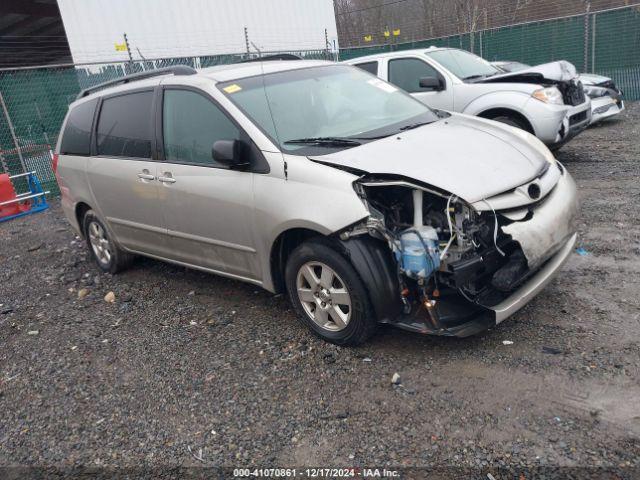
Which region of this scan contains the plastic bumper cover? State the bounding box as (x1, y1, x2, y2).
(491, 232, 576, 324)
(590, 97, 625, 124)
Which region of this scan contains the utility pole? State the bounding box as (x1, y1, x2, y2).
(123, 33, 133, 65)
(324, 28, 330, 58)
(244, 27, 250, 55)
(583, 1, 591, 72)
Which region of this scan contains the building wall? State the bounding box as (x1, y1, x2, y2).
(57, 0, 338, 64)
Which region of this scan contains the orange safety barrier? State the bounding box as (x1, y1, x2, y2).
(0, 173, 31, 218)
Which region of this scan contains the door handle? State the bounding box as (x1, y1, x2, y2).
(158, 175, 176, 184)
(137, 173, 156, 180)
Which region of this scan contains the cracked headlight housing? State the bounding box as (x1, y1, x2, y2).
(532, 86, 564, 105)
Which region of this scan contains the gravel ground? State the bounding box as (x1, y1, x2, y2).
(1, 104, 639, 477)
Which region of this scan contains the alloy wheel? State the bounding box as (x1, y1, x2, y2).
(88, 221, 112, 266)
(296, 261, 352, 332)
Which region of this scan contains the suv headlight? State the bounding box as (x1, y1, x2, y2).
(532, 86, 564, 105)
(584, 85, 609, 98)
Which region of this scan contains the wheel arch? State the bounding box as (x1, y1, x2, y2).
(270, 227, 402, 324)
(477, 107, 535, 134)
(74, 201, 92, 237)
(270, 227, 326, 294)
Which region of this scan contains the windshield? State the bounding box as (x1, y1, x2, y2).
(426, 49, 500, 80)
(218, 65, 438, 155)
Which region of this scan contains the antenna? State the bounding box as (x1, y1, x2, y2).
(249, 42, 287, 179)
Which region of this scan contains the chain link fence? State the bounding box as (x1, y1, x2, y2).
(339, 4, 640, 98)
(1, 4, 638, 197)
(0, 48, 334, 195)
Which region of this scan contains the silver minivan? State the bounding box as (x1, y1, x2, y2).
(55, 60, 578, 345)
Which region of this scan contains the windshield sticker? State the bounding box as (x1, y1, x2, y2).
(223, 84, 242, 94)
(367, 78, 397, 93)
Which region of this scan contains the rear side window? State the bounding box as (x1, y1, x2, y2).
(388, 58, 441, 93)
(96, 91, 154, 158)
(162, 89, 240, 167)
(354, 61, 378, 75)
(60, 99, 98, 156)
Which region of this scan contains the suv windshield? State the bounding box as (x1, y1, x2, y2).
(218, 65, 438, 154)
(426, 49, 500, 80)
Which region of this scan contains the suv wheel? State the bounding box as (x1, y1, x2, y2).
(285, 240, 376, 345)
(83, 210, 133, 274)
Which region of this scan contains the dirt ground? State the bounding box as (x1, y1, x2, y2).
(1, 104, 639, 477)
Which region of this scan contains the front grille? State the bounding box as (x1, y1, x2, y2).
(562, 80, 586, 106)
(569, 110, 588, 125)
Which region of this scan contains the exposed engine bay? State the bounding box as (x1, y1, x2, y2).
(341, 177, 548, 336)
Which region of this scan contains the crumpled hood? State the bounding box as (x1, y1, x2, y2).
(578, 73, 610, 86)
(482, 60, 578, 84)
(310, 114, 554, 203)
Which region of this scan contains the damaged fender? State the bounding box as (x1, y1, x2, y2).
(339, 235, 403, 323)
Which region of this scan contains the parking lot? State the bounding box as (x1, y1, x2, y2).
(1, 103, 639, 472)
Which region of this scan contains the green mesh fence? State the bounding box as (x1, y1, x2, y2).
(1, 3, 638, 200)
(480, 15, 587, 70)
(339, 5, 640, 101)
(0, 49, 333, 195)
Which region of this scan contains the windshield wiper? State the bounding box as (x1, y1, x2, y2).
(464, 73, 497, 81)
(399, 121, 433, 132)
(284, 137, 362, 147)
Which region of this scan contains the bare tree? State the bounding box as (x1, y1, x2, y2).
(334, 0, 626, 48)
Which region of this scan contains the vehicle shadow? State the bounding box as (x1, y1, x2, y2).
(128, 244, 527, 357)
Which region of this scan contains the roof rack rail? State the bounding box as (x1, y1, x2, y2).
(76, 65, 197, 99)
(241, 53, 303, 63)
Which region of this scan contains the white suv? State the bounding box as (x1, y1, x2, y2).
(344, 47, 591, 149)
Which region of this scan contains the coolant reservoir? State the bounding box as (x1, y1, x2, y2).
(399, 226, 441, 280)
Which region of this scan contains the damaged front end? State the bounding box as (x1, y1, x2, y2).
(339, 164, 578, 337)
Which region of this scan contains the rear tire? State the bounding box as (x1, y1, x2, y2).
(285, 239, 376, 346)
(83, 210, 134, 274)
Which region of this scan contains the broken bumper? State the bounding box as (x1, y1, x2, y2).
(393, 165, 578, 337)
(492, 166, 578, 322)
(502, 164, 578, 270)
(395, 232, 577, 337)
(549, 100, 591, 148)
(525, 98, 590, 148)
(491, 232, 576, 324)
(590, 97, 625, 124)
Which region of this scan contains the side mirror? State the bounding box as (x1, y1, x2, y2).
(419, 76, 444, 91)
(212, 139, 249, 168)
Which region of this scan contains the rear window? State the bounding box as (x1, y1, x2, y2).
(96, 91, 154, 158)
(60, 98, 98, 156)
(353, 61, 378, 75)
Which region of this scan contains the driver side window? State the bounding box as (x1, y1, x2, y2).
(163, 89, 240, 167)
(388, 58, 442, 93)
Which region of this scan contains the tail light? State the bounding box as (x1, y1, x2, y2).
(52, 152, 59, 174)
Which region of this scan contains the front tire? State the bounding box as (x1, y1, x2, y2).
(285, 240, 376, 346)
(83, 210, 134, 274)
